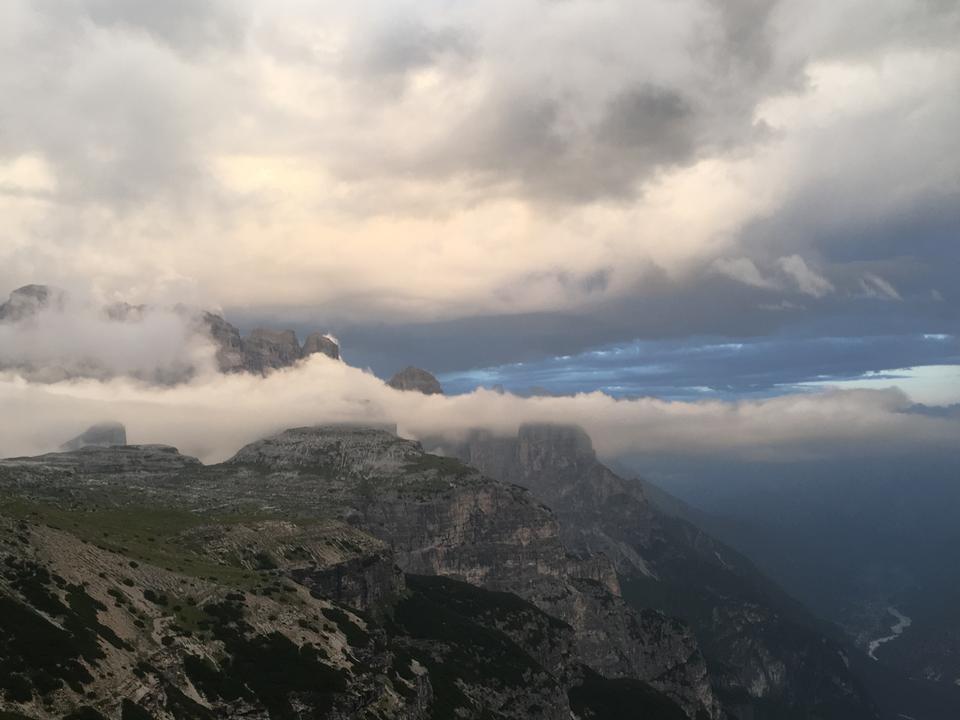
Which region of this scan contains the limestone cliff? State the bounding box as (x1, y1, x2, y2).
(438, 423, 880, 719)
(0, 426, 717, 719)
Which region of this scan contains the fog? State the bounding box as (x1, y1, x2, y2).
(0, 302, 216, 383)
(1, 351, 955, 465)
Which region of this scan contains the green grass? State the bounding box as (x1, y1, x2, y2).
(0, 497, 274, 589)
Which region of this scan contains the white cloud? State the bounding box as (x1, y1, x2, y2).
(713, 257, 777, 289)
(777, 255, 834, 298)
(0, 1, 955, 324)
(859, 272, 902, 300)
(0, 358, 954, 464)
(0, 300, 217, 383)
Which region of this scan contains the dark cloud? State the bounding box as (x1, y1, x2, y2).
(38, 0, 246, 55)
(351, 18, 476, 78)
(598, 85, 696, 163)
(0, 0, 956, 392)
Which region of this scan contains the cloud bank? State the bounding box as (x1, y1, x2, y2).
(0, 0, 956, 330)
(1, 356, 955, 466)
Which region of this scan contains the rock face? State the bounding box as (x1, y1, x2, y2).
(223, 427, 720, 718)
(243, 328, 303, 373)
(439, 423, 881, 720)
(198, 314, 341, 375)
(59, 422, 127, 451)
(302, 332, 341, 361)
(0, 425, 719, 720)
(0, 284, 65, 322)
(387, 367, 444, 395)
(199, 311, 247, 372)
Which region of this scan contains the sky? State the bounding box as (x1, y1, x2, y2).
(0, 0, 958, 460)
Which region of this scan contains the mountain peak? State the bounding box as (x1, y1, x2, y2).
(387, 366, 444, 395)
(60, 421, 127, 451)
(226, 424, 410, 471)
(0, 283, 66, 322)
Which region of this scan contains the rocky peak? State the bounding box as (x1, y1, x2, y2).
(302, 332, 340, 360)
(387, 366, 444, 395)
(243, 328, 301, 371)
(0, 284, 65, 322)
(198, 312, 341, 375)
(227, 425, 413, 473)
(1, 444, 201, 479)
(199, 311, 246, 372)
(59, 421, 127, 451)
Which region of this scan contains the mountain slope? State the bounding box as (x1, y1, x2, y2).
(0, 426, 717, 719)
(437, 423, 882, 720)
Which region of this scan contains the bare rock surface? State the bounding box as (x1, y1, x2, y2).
(302, 332, 341, 360)
(387, 367, 444, 395)
(438, 422, 880, 719)
(0, 284, 65, 322)
(0, 424, 708, 720)
(60, 422, 128, 452)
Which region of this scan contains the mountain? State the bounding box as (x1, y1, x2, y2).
(0, 284, 340, 379)
(387, 367, 444, 395)
(199, 314, 341, 375)
(59, 422, 128, 452)
(636, 452, 960, 706)
(0, 425, 720, 719)
(0, 284, 65, 322)
(434, 424, 884, 720)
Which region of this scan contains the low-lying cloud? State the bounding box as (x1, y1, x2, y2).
(1, 355, 955, 467)
(0, 304, 216, 383)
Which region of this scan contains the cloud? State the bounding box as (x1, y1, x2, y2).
(777, 255, 834, 297)
(0, 357, 956, 465)
(0, 0, 955, 374)
(0, 300, 217, 383)
(713, 257, 776, 289)
(859, 272, 902, 300)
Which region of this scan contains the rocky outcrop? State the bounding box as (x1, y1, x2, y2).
(222, 426, 720, 718)
(387, 367, 444, 395)
(0, 425, 720, 719)
(302, 332, 341, 361)
(199, 311, 246, 372)
(198, 314, 342, 375)
(0, 284, 65, 322)
(59, 422, 127, 451)
(242, 328, 302, 372)
(439, 423, 881, 719)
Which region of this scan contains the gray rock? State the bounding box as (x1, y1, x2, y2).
(387, 367, 444, 395)
(199, 311, 341, 375)
(60, 421, 128, 451)
(224, 425, 718, 719)
(0, 284, 65, 322)
(243, 328, 302, 373)
(438, 423, 878, 719)
(302, 332, 340, 360)
(199, 311, 246, 372)
(0, 423, 707, 720)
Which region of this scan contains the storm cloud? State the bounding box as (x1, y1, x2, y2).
(0, 0, 957, 400)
